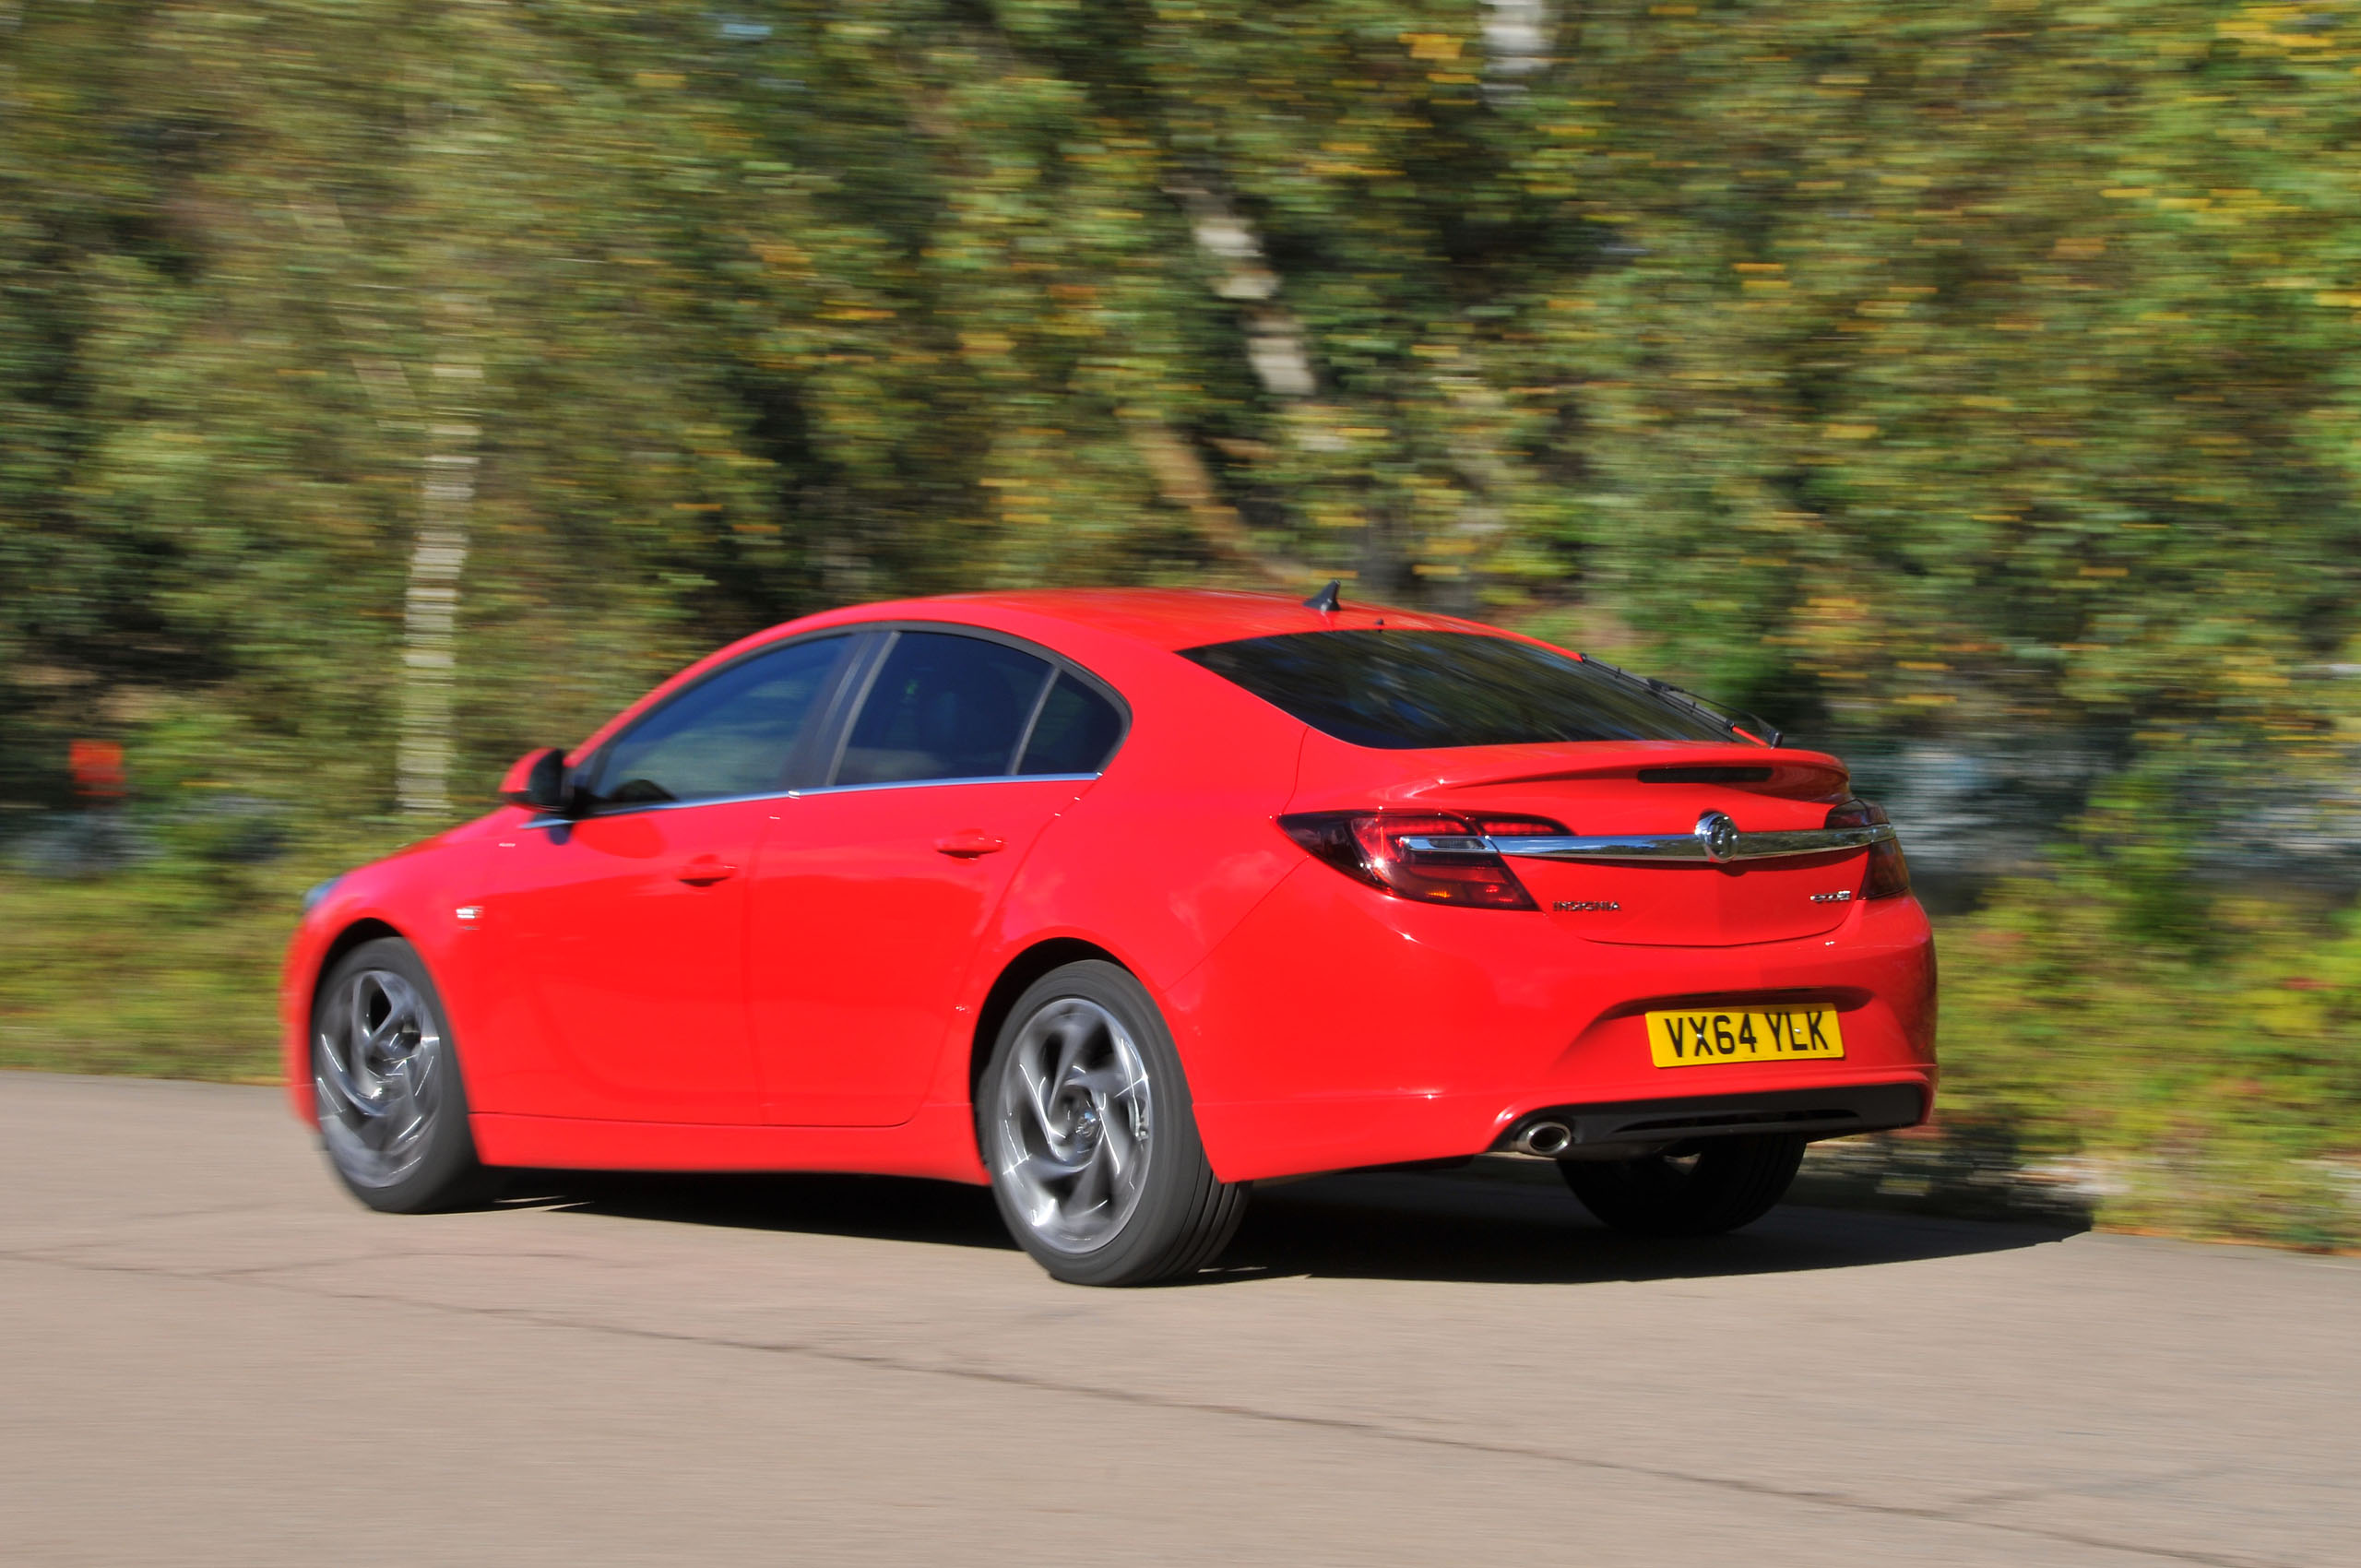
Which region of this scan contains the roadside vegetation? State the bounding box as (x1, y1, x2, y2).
(0, 867, 288, 1083)
(1868, 871, 2360, 1250)
(5, 4, 2359, 1247)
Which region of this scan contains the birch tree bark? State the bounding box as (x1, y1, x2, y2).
(1480, 0, 1552, 96)
(1122, 412, 1307, 588)
(1152, 177, 1328, 588)
(392, 16, 492, 821)
(396, 326, 479, 819)
(287, 195, 473, 816)
(1169, 180, 1317, 405)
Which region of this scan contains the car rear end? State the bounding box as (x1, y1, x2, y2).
(1163, 625, 1936, 1184)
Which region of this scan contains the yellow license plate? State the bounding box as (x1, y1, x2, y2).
(1646, 1008, 1844, 1068)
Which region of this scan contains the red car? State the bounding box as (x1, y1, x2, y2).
(285, 588, 1936, 1285)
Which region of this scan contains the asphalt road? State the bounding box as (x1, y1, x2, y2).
(2, 1073, 2354, 1568)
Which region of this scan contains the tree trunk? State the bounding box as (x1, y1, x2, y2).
(396, 332, 480, 819)
(1123, 411, 1306, 588)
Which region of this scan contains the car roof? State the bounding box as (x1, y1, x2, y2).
(815, 588, 1502, 652)
(568, 588, 1545, 766)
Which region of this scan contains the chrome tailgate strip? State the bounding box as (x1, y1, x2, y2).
(1401, 823, 1893, 864)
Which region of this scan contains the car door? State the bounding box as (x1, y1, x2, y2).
(485, 633, 858, 1123)
(747, 628, 1127, 1126)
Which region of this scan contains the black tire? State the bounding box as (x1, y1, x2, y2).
(979, 960, 1247, 1286)
(311, 936, 502, 1214)
(1558, 1134, 1806, 1237)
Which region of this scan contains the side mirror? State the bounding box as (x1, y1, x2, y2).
(499, 747, 570, 814)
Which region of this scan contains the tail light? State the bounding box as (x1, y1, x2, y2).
(1276, 812, 1565, 910)
(1826, 798, 1910, 899)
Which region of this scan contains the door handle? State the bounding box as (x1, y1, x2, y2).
(677, 856, 739, 886)
(934, 830, 1006, 859)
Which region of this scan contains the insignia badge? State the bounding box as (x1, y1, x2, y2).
(1694, 810, 1740, 863)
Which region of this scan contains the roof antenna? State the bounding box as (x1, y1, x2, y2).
(1303, 578, 1342, 614)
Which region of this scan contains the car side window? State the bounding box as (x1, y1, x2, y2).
(580, 636, 850, 807)
(1017, 673, 1123, 775)
(836, 632, 1052, 786)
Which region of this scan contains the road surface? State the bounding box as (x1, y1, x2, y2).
(1, 1072, 2353, 1567)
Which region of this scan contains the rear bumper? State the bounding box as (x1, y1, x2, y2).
(1170, 861, 1938, 1183)
(1497, 1082, 1927, 1159)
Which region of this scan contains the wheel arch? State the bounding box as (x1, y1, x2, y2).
(967, 937, 1127, 1102)
(309, 918, 408, 1025)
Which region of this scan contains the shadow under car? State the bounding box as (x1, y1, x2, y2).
(492, 1158, 2082, 1287)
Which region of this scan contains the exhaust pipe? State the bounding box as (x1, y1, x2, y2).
(1513, 1121, 1573, 1158)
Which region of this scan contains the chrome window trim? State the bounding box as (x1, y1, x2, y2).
(791, 772, 1100, 799)
(523, 772, 1102, 828)
(525, 793, 787, 827)
(1402, 822, 1896, 863)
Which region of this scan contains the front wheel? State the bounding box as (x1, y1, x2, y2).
(981, 961, 1247, 1286)
(1559, 1134, 1806, 1237)
(313, 936, 501, 1214)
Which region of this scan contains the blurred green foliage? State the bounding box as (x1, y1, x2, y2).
(3, 1, 2358, 1242)
(0, 869, 288, 1082)
(1940, 873, 2361, 1248)
(8, 0, 2361, 781)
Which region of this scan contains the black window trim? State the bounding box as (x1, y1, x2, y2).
(542, 620, 1130, 824)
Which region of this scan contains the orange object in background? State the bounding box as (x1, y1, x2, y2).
(69, 740, 126, 803)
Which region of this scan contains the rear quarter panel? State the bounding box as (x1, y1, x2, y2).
(925, 624, 1309, 1105)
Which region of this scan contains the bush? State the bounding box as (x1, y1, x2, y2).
(1932, 872, 2361, 1249)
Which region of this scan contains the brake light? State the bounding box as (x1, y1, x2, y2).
(1276, 812, 1562, 910)
(1826, 798, 1910, 899)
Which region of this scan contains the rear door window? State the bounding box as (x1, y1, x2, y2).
(835, 632, 1054, 786)
(579, 635, 853, 806)
(1179, 630, 1735, 748)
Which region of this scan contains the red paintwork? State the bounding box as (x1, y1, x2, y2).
(746, 778, 1085, 1125)
(282, 588, 1938, 1185)
(480, 801, 771, 1123)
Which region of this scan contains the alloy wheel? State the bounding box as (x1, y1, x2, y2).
(314, 967, 445, 1190)
(991, 996, 1154, 1253)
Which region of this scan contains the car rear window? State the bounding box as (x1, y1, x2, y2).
(1177, 630, 1737, 749)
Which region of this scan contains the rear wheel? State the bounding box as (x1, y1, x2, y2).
(1559, 1134, 1806, 1237)
(981, 961, 1247, 1286)
(313, 936, 501, 1214)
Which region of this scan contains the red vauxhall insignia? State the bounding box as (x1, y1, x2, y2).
(283, 588, 1936, 1284)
